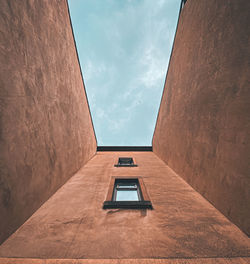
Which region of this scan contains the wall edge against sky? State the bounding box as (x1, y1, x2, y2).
(66, 0, 98, 147)
(151, 0, 185, 146)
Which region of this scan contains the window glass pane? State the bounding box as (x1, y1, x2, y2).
(118, 157, 134, 165)
(116, 190, 139, 201)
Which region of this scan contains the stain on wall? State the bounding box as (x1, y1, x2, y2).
(0, 0, 96, 244)
(153, 0, 250, 235)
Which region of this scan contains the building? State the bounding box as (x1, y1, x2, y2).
(0, 0, 249, 263)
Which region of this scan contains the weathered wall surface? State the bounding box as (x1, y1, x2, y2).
(153, 0, 250, 235)
(0, 152, 249, 259)
(0, 0, 96, 244)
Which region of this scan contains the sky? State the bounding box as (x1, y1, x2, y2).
(68, 0, 180, 146)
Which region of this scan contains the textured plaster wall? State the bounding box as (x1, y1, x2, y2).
(0, 152, 249, 259)
(153, 0, 250, 235)
(0, 0, 96, 244)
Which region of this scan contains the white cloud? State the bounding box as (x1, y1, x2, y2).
(83, 60, 107, 82)
(137, 45, 167, 88)
(96, 108, 105, 119)
(124, 92, 143, 112)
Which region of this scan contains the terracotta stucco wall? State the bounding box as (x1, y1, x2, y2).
(0, 152, 249, 259)
(0, 0, 96, 244)
(153, 0, 250, 235)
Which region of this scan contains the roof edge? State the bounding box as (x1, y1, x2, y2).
(97, 146, 152, 151)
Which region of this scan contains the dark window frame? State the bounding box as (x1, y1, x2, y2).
(103, 177, 153, 209)
(114, 157, 138, 167)
(112, 178, 141, 202)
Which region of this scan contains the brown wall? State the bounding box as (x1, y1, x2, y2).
(153, 0, 250, 235)
(0, 152, 249, 259)
(0, 0, 96, 244)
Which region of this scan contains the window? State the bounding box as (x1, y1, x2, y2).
(114, 157, 138, 167)
(103, 177, 153, 209)
(113, 179, 140, 201)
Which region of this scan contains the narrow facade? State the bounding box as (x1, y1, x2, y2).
(0, 152, 249, 260)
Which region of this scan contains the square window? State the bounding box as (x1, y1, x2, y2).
(114, 157, 138, 167)
(103, 177, 153, 209)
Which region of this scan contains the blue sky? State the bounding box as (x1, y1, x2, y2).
(68, 0, 180, 146)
